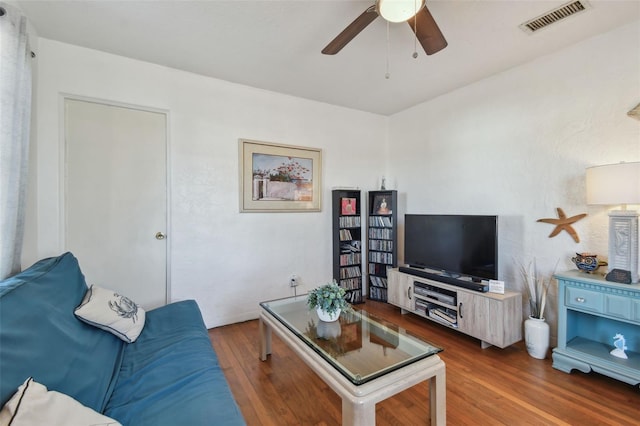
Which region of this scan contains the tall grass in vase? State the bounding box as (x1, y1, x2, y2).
(519, 259, 558, 359)
(519, 259, 558, 320)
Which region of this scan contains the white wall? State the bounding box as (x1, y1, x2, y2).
(25, 21, 640, 332)
(388, 21, 640, 334)
(27, 38, 387, 327)
(20, 8, 39, 271)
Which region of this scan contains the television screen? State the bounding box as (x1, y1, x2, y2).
(404, 214, 498, 280)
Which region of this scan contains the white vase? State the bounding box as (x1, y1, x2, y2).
(316, 320, 342, 339)
(525, 316, 550, 359)
(316, 307, 341, 322)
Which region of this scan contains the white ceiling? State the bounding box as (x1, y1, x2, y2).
(13, 0, 640, 115)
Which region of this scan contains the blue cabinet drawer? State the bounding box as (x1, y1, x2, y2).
(604, 294, 634, 322)
(633, 299, 640, 323)
(565, 286, 603, 313)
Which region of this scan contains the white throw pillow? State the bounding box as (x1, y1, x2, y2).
(74, 285, 146, 343)
(0, 377, 121, 426)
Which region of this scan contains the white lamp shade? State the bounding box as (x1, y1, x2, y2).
(586, 162, 640, 206)
(377, 0, 425, 23)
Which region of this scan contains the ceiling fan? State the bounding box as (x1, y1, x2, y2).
(322, 0, 447, 56)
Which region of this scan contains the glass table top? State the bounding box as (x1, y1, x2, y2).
(260, 296, 442, 385)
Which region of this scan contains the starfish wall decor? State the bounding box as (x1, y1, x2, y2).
(537, 207, 587, 243)
(628, 102, 640, 121)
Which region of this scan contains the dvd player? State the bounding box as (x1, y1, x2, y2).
(413, 285, 456, 305)
(399, 266, 489, 292)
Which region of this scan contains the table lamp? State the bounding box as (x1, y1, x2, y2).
(586, 162, 640, 283)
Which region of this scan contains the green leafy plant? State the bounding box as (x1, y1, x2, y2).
(307, 281, 350, 315)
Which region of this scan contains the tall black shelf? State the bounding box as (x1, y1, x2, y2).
(332, 189, 364, 304)
(367, 190, 398, 302)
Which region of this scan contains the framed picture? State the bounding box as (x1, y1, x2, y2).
(341, 198, 357, 215)
(372, 194, 392, 215)
(239, 139, 322, 212)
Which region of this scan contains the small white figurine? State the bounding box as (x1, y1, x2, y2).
(610, 333, 628, 359)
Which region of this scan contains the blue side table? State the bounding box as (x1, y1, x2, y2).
(552, 271, 640, 387)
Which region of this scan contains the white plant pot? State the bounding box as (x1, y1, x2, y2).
(316, 320, 342, 339)
(525, 316, 550, 359)
(316, 307, 341, 322)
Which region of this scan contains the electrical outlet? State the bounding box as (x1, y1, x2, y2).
(289, 274, 298, 287)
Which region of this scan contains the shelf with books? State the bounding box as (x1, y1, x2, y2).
(366, 190, 398, 303)
(332, 189, 364, 304)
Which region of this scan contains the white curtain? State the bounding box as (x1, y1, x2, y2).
(0, 2, 32, 280)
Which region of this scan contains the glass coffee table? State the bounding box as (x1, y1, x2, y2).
(259, 296, 446, 425)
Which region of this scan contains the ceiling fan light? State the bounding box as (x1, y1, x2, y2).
(377, 0, 425, 23)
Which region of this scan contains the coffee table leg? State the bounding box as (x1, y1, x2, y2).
(259, 316, 272, 361)
(342, 398, 375, 426)
(430, 365, 446, 426)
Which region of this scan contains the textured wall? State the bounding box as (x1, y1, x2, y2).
(388, 21, 640, 339)
(25, 21, 639, 332)
(28, 38, 387, 327)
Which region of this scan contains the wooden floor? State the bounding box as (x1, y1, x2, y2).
(209, 300, 639, 425)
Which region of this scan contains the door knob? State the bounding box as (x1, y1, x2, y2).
(155, 232, 166, 240)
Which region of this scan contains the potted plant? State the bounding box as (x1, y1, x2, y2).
(519, 259, 558, 359)
(307, 281, 350, 322)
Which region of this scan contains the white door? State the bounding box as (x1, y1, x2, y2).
(64, 99, 168, 309)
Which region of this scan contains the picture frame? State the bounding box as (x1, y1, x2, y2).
(341, 198, 357, 215)
(372, 194, 392, 215)
(239, 139, 322, 212)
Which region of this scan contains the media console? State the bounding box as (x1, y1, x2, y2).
(399, 266, 489, 292)
(388, 268, 522, 348)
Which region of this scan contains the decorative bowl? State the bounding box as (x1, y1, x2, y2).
(571, 253, 606, 273)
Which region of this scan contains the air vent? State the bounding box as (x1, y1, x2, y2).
(519, 0, 592, 34)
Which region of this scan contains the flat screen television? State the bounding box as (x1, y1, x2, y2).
(404, 214, 498, 281)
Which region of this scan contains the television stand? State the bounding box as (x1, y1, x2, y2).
(388, 268, 522, 348)
(399, 266, 489, 292)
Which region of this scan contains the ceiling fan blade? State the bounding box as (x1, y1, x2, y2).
(407, 6, 448, 55)
(322, 6, 379, 55)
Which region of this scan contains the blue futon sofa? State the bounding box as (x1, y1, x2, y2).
(0, 252, 245, 425)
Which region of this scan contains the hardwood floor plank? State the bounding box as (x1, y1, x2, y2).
(209, 325, 277, 425)
(210, 300, 639, 425)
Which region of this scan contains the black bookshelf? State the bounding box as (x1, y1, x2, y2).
(332, 189, 364, 304)
(366, 190, 398, 302)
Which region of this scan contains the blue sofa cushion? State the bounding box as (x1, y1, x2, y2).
(0, 253, 124, 411)
(103, 300, 245, 425)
